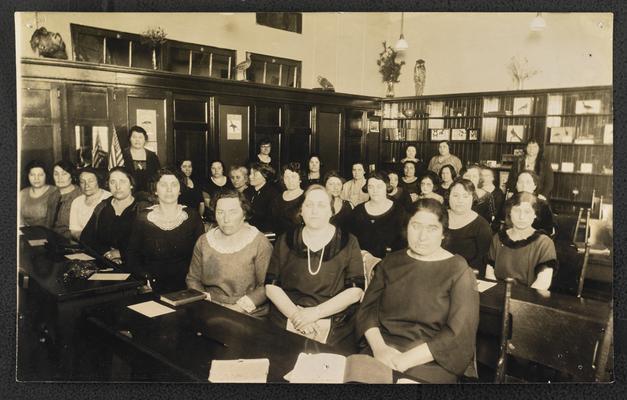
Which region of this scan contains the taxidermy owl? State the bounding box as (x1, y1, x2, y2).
(414, 59, 426, 96)
(317, 76, 335, 92)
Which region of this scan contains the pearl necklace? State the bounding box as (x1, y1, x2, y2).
(307, 246, 325, 276)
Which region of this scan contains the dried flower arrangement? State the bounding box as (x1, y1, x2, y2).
(140, 27, 168, 48)
(507, 56, 540, 89)
(377, 41, 405, 83)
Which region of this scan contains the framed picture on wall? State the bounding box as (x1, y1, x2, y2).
(430, 128, 450, 141)
(451, 128, 467, 141)
(368, 120, 380, 133)
(513, 97, 533, 115)
(603, 124, 613, 144)
(549, 126, 575, 143)
(468, 129, 479, 141)
(506, 125, 525, 142)
(575, 99, 601, 114)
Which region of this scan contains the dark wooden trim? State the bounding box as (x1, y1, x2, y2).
(20, 58, 380, 109)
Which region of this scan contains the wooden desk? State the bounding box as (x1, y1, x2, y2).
(84, 295, 415, 383)
(476, 281, 611, 376)
(17, 226, 143, 380)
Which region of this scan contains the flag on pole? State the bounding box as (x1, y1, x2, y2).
(108, 127, 125, 170)
(92, 132, 107, 169)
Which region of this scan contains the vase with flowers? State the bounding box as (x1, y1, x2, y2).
(507, 56, 540, 90)
(377, 41, 405, 97)
(140, 27, 168, 70)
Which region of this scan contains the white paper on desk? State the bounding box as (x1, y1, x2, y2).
(209, 359, 270, 383)
(477, 280, 497, 293)
(127, 301, 175, 318)
(288, 353, 346, 383)
(286, 318, 331, 344)
(397, 378, 420, 384)
(88, 273, 130, 281)
(28, 239, 47, 246)
(65, 252, 96, 261)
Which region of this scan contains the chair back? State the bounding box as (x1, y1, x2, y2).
(495, 278, 611, 382)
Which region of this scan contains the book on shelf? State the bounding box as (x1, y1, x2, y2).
(208, 358, 270, 383)
(285, 353, 393, 384)
(160, 288, 207, 306)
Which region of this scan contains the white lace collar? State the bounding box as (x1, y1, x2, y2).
(146, 204, 189, 231)
(206, 223, 260, 254)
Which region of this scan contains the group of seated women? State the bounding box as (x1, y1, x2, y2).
(19, 137, 560, 383)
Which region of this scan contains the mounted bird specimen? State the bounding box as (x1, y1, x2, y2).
(235, 52, 252, 81)
(317, 76, 335, 92)
(414, 59, 426, 96)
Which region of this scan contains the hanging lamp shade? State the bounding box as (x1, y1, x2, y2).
(394, 12, 409, 51)
(530, 13, 546, 31)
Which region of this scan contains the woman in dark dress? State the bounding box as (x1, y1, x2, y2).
(435, 164, 457, 207)
(480, 166, 505, 232)
(80, 167, 141, 264)
(126, 167, 205, 293)
(244, 162, 279, 233)
(324, 171, 352, 231)
(417, 172, 444, 203)
(346, 171, 408, 259)
(271, 162, 305, 236)
(52, 160, 81, 239)
(121, 126, 161, 199)
(443, 179, 493, 277)
(461, 164, 495, 223)
(510, 170, 555, 235)
(204, 160, 234, 198)
(177, 159, 205, 216)
(387, 171, 412, 212)
(486, 192, 556, 290)
(303, 154, 323, 188)
(506, 139, 554, 199)
(356, 198, 479, 383)
(399, 161, 421, 203)
(265, 185, 364, 350)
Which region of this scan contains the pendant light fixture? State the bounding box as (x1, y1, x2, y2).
(530, 12, 547, 31)
(395, 12, 409, 51)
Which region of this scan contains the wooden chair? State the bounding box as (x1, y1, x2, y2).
(495, 278, 612, 383)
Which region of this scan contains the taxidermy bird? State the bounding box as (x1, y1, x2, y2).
(317, 76, 335, 92)
(235, 52, 252, 81)
(413, 59, 426, 96)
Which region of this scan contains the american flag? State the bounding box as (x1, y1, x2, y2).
(91, 132, 107, 169)
(108, 127, 125, 170)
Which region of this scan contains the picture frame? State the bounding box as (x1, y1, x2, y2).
(468, 129, 479, 141)
(603, 124, 613, 144)
(513, 97, 533, 115)
(368, 119, 380, 133)
(430, 128, 450, 141)
(575, 99, 601, 114)
(513, 149, 525, 157)
(549, 126, 575, 143)
(551, 163, 560, 171)
(580, 163, 593, 174)
(561, 162, 575, 173)
(506, 125, 525, 142)
(451, 128, 467, 141)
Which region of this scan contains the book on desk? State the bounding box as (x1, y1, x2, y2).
(160, 288, 207, 306)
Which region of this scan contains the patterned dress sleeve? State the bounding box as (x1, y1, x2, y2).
(185, 235, 206, 292)
(248, 234, 274, 306)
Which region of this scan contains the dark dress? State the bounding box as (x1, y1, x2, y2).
(303, 175, 322, 188)
(125, 206, 205, 293)
(346, 201, 408, 258)
(330, 200, 353, 232)
(488, 187, 506, 232)
(179, 184, 204, 213)
(506, 156, 555, 198)
(80, 197, 140, 260)
(435, 184, 452, 208)
(204, 177, 234, 198)
(399, 177, 419, 200)
(271, 193, 304, 236)
(265, 227, 364, 350)
(388, 187, 413, 212)
(356, 251, 479, 383)
(122, 148, 161, 194)
(443, 215, 493, 277)
(244, 184, 280, 233)
(473, 191, 495, 223)
(488, 230, 557, 287)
